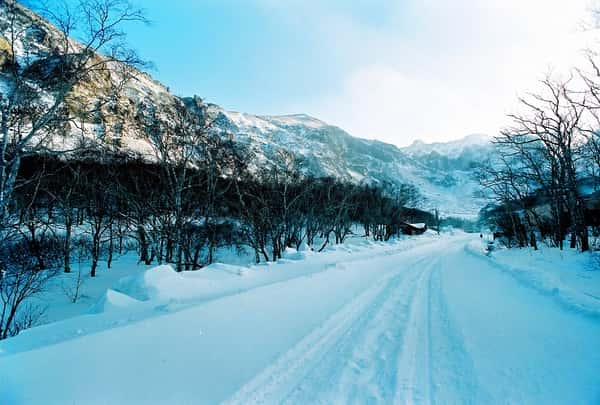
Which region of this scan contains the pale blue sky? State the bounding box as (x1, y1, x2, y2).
(35, 0, 594, 145)
(122, 1, 400, 116)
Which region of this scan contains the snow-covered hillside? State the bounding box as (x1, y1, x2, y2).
(210, 107, 491, 217)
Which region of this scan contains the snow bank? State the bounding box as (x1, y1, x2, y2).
(88, 289, 143, 314)
(465, 240, 488, 256)
(113, 265, 177, 301)
(0, 234, 445, 356)
(113, 263, 251, 302)
(465, 240, 600, 318)
(187, 263, 248, 279)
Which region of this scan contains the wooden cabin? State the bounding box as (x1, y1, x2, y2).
(400, 222, 428, 235)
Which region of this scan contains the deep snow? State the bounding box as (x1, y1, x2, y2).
(1, 234, 599, 404)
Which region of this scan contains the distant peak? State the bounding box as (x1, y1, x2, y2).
(409, 133, 490, 148)
(409, 139, 426, 147)
(401, 133, 492, 158)
(460, 133, 491, 143)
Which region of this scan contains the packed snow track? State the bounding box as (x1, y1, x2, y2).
(1, 235, 599, 404)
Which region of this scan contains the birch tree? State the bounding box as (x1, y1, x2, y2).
(0, 0, 145, 234)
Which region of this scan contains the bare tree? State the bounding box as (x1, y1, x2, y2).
(491, 75, 590, 251)
(45, 160, 85, 273)
(140, 97, 216, 271)
(577, 53, 600, 186)
(61, 236, 90, 303)
(0, 0, 146, 235)
(0, 236, 60, 339)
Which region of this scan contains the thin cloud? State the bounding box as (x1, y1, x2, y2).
(258, 0, 594, 145)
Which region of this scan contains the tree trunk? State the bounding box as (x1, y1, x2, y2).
(107, 223, 114, 269)
(64, 216, 72, 273)
(138, 225, 149, 264)
(530, 231, 538, 251)
(90, 231, 100, 277)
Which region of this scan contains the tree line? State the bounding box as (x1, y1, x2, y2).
(479, 70, 600, 251)
(7, 149, 426, 272)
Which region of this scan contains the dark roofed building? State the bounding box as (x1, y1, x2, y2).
(400, 222, 428, 235)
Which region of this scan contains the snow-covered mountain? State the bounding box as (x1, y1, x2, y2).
(402, 134, 492, 158)
(0, 2, 492, 218)
(208, 107, 491, 217)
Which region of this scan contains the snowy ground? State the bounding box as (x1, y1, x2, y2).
(1, 233, 599, 404)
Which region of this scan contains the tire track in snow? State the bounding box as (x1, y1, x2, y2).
(282, 259, 434, 404)
(427, 259, 484, 404)
(224, 256, 436, 404)
(392, 248, 485, 405)
(393, 257, 438, 405)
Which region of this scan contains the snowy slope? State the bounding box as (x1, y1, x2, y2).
(402, 134, 492, 158)
(210, 106, 491, 217)
(1, 234, 599, 404)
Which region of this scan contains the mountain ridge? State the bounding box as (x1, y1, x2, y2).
(0, 2, 492, 218)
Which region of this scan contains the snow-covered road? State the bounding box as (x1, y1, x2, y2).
(1, 235, 599, 404)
